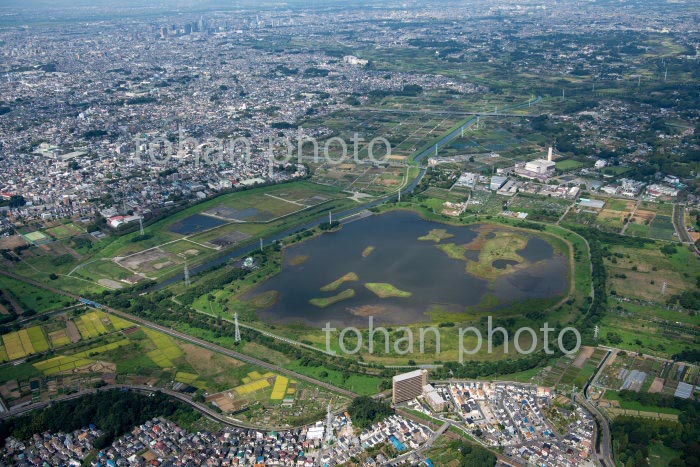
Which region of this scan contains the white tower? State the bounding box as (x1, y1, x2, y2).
(547, 147, 553, 162)
(184, 261, 191, 288)
(234, 312, 241, 343)
(329, 211, 332, 225)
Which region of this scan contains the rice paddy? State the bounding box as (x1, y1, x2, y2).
(235, 371, 275, 396)
(75, 311, 109, 339)
(144, 329, 183, 368)
(0, 327, 50, 360)
(34, 355, 95, 376)
(175, 372, 199, 384)
(270, 375, 290, 400)
(48, 329, 72, 347)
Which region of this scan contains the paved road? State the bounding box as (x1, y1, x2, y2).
(0, 270, 359, 399)
(583, 349, 615, 467)
(384, 421, 450, 465)
(0, 384, 283, 429)
(359, 108, 541, 118)
(395, 408, 527, 467)
(577, 396, 614, 467)
(674, 204, 699, 256)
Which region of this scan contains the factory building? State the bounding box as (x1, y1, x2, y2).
(515, 147, 557, 181)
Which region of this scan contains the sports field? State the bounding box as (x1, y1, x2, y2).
(46, 223, 83, 240)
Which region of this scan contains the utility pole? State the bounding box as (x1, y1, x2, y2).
(260, 238, 263, 252)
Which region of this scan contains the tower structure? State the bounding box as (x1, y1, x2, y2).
(234, 312, 241, 343)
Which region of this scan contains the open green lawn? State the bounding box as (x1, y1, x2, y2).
(0, 275, 72, 313)
(556, 159, 586, 171)
(283, 360, 383, 396)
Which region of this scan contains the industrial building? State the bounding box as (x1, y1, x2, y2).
(392, 369, 428, 404)
(490, 175, 509, 191)
(514, 147, 557, 181)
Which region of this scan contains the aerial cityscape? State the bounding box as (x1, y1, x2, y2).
(0, 0, 699, 466)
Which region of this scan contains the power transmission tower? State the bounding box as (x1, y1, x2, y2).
(184, 261, 191, 287)
(139, 217, 144, 236)
(234, 312, 241, 343)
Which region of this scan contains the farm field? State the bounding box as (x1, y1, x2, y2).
(0, 308, 336, 421)
(0, 275, 71, 314)
(538, 347, 607, 388)
(45, 223, 83, 240)
(604, 242, 698, 304)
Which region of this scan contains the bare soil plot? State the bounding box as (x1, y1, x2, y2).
(116, 248, 181, 274)
(0, 235, 27, 250)
(648, 377, 665, 394)
(573, 346, 595, 368)
(65, 320, 81, 343)
(208, 231, 251, 248)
